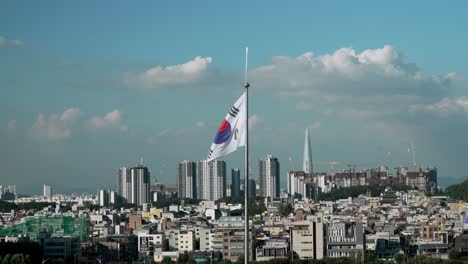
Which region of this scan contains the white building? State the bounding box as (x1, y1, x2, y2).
(166, 229, 180, 251)
(287, 171, 311, 198)
(178, 231, 195, 252)
(259, 155, 280, 198)
(117, 166, 131, 203)
(109, 190, 118, 205)
(117, 165, 150, 205)
(197, 160, 226, 201)
(98, 189, 109, 207)
(197, 227, 212, 251)
(291, 214, 324, 260)
(138, 232, 165, 257)
(178, 161, 197, 199)
(43, 184, 52, 199)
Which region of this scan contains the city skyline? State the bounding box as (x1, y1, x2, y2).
(2, 1, 468, 194)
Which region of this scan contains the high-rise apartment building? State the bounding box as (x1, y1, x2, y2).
(259, 155, 280, 198)
(248, 179, 256, 197)
(210, 160, 226, 201)
(178, 161, 197, 199)
(117, 166, 131, 203)
(131, 165, 150, 206)
(196, 160, 226, 201)
(43, 184, 52, 199)
(0, 185, 16, 200)
(98, 189, 109, 207)
(117, 164, 150, 206)
(231, 168, 241, 198)
(109, 190, 119, 205)
(287, 171, 313, 199)
(197, 160, 210, 200)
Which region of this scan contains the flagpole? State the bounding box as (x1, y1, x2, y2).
(244, 47, 250, 264)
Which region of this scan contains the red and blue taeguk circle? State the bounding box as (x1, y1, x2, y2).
(213, 119, 232, 144)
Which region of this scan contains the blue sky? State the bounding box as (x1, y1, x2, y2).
(1, 1, 468, 194)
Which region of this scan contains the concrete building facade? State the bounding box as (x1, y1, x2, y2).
(259, 155, 280, 198)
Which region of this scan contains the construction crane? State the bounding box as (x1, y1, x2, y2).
(316, 161, 340, 174)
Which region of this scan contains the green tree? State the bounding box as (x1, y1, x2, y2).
(279, 203, 293, 216)
(235, 256, 244, 264)
(449, 248, 460, 260)
(2, 254, 11, 264)
(162, 256, 174, 264)
(24, 255, 31, 264)
(393, 253, 404, 264)
(10, 254, 25, 264)
(177, 252, 189, 264)
(444, 179, 468, 201)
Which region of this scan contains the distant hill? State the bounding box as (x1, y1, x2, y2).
(444, 179, 468, 201)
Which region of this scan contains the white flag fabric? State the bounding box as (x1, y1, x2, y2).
(207, 92, 246, 162)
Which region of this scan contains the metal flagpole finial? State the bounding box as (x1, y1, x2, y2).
(244, 47, 250, 89)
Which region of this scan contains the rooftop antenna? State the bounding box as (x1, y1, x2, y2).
(244, 47, 249, 86)
(140, 157, 143, 166)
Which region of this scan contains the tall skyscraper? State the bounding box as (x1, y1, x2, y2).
(248, 178, 256, 198)
(178, 161, 197, 199)
(259, 155, 280, 198)
(303, 128, 313, 174)
(98, 189, 109, 207)
(287, 171, 311, 198)
(118, 166, 131, 203)
(130, 165, 151, 206)
(197, 160, 210, 200)
(0, 185, 16, 200)
(211, 160, 226, 201)
(109, 190, 119, 205)
(231, 168, 241, 198)
(196, 160, 226, 201)
(43, 184, 52, 199)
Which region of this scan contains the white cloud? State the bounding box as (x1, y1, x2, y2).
(252, 45, 451, 99)
(414, 97, 468, 116)
(248, 114, 264, 128)
(195, 121, 205, 128)
(87, 110, 128, 132)
(0, 36, 24, 47)
(250, 44, 465, 135)
(31, 108, 82, 141)
(60, 108, 83, 122)
(128, 56, 212, 88)
(7, 120, 16, 135)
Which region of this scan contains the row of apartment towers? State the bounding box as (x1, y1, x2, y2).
(177, 156, 280, 201)
(116, 157, 282, 205)
(117, 129, 313, 204)
(176, 128, 313, 201)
